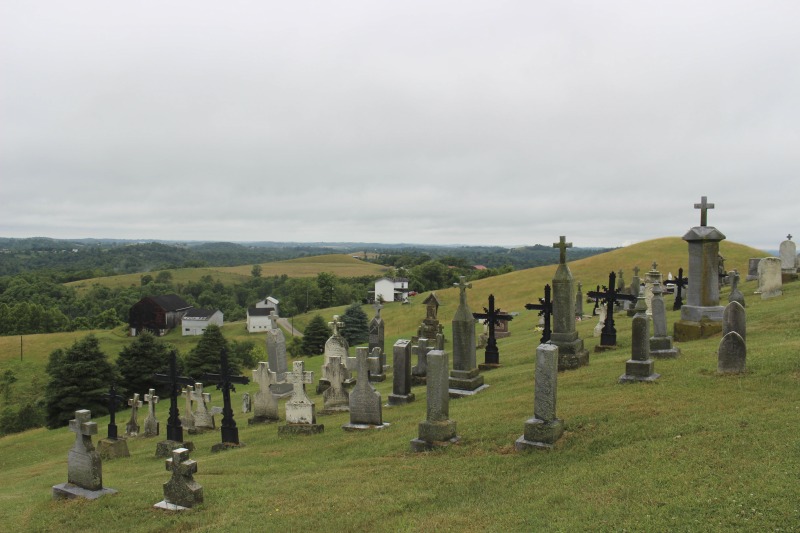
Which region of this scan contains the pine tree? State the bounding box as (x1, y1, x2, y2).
(184, 324, 238, 381)
(45, 334, 117, 429)
(116, 331, 173, 397)
(301, 315, 331, 356)
(341, 303, 369, 345)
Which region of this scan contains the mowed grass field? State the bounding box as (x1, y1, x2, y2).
(3, 237, 799, 531)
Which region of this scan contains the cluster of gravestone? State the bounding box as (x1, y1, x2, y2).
(52, 195, 792, 509)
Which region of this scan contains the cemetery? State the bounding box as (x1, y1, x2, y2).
(1, 219, 799, 530)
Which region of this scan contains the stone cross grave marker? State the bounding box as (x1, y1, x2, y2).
(411, 337, 432, 383)
(279, 360, 324, 434)
(550, 235, 589, 370)
(190, 383, 214, 430)
(410, 350, 459, 452)
(368, 301, 387, 376)
(126, 393, 142, 437)
(694, 195, 714, 226)
(663, 267, 688, 311)
(153, 350, 195, 445)
(201, 347, 249, 450)
(318, 314, 350, 393)
(525, 284, 553, 344)
(249, 361, 283, 424)
(575, 281, 584, 319)
(728, 270, 745, 307)
(154, 447, 203, 511)
(103, 384, 126, 441)
(449, 276, 484, 394)
(143, 388, 160, 438)
(321, 355, 350, 413)
(343, 347, 387, 430)
(473, 294, 513, 369)
(180, 385, 195, 432)
(516, 343, 564, 450)
(587, 272, 636, 347)
(266, 314, 293, 396)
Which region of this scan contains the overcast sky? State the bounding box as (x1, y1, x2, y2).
(1, 1, 797, 250)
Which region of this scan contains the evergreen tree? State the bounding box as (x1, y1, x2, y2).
(341, 303, 369, 345)
(116, 331, 173, 397)
(184, 324, 238, 381)
(44, 334, 116, 429)
(301, 315, 331, 356)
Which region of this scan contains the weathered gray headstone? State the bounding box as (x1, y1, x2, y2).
(746, 258, 761, 281)
(549, 236, 589, 370)
(125, 393, 142, 437)
(728, 270, 745, 307)
(321, 355, 350, 414)
(52, 410, 117, 500)
(649, 282, 680, 359)
(575, 281, 584, 319)
(516, 343, 564, 450)
(249, 361, 282, 424)
(388, 339, 415, 405)
(627, 266, 642, 316)
(279, 361, 324, 435)
(418, 293, 442, 341)
(620, 296, 660, 383)
(593, 303, 606, 338)
(143, 389, 160, 438)
(757, 257, 783, 299)
(644, 262, 663, 317)
(180, 386, 195, 432)
(717, 331, 746, 374)
(449, 276, 485, 395)
(190, 383, 214, 431)
(318, 315, 352, 393)
(154, 447, 203, 511)
(780, 234, 797, 276)
(410, 350, 459, 452)
(241, 392, 250, 413)
(266, 315, 293, 397)
(368, 302, 388, 378)
(411, 337, 432, 384)
(343, 347, 388, 430)
(722, 301, 746, 342)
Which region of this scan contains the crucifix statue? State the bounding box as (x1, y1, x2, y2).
(587, 271, 637, 346)
(553, 235, 572, 265)
(525, 284, 553, 344)
(103, 384, 126, 440)
(373, 301, 383, 319)
(201, 347, 250, 446)
(663, 267, 688, 310)
(329, 315, 345, 337)
(153, 349, 195, 443)
(473, 294, 513, 367)
(694, 195, 715, 227)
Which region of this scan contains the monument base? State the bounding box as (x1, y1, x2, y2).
(550, 335, 589, 370)
(418, 419, 457, 443)
(680, 304, 724, 322)
(154, 500, 192, 511)
(619, 359, 660, 383)
(449, 384, 489, 398)
(411, 375, 427, 385)
(673, 319, 723, 342)
(448, 368, 485, 391)
(515, 417, 564, 450)
(248, 416, 280, 425)
(342, 422, 390, 431)
(410, 436, 460, 453)
(211, 441, 244, 453)
(387, 393, 415, 406)
(368, 373, 387, 383)
(52, 483, 117, 501)
(155, 439, 194, 458)
(278, 423, 324, 435)
(97, 438, 130, 460)
(649, 336, 680, 359)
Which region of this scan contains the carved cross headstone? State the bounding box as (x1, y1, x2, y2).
(180, 385, 195, 432)
(201, 348, 249, 446)
(345, 347, 384, 428)
(322, 355, 349, 413)
(284, 360, 316, 425)
(157, 447, 203, 510)
(191, 383, 213, 430)
(553, 235, 572, 265)
(587, 272, 636, 346)
(143, 388, 160, 437)
(153, 350, 195, 443)
(126, 393, 142, 437)
(473, 294, 513, 367)
(67, 409, 102, 490)
(250, 361, 282, 423)
(526, 284, 553, 344)
(694, 195, 715, 227)
(103, 384, 126, 440)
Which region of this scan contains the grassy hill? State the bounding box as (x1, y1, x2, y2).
(4, 237, 799, 531)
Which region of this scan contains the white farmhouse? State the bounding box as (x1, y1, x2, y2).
(373, 277, 410, 303)
(247, 296, 279, 333)
(181, 308, 224, 336)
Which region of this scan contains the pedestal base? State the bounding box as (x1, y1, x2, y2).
(155, 440, 194, 458)
(550, 335, 589, 370)
(278, 423, 324, 435)
(410, 436, 460, 453)
(649, 336, 680, 359)
(674, 319, 723, 342)
(97, 438, 130, 460)
(387, 393, 415, 406)
(342, 422, 390, 431)
(411, 376, 427, 385)
(449, 368, 485, 391)
(515, 417, 564, 450)
(449, 384, 489, 398)
(52, 483, 117, 501)
(211, 441, 244, 453)
(619, 359, 660, 383)
(319, 406, 350, 415)
(368, 373, 387, 383)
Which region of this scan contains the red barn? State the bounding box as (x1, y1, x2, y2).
(129, 294, 192, 336)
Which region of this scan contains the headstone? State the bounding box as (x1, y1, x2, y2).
(663, 267, 688, 311)
(717, 331, 746, 374)
(249, 361, 283, 424)
(575, 281, 584, 319)
(722, 301, 746, 342)
(321, 355, 350, 414)
(388, 339, 415, 405)
(746, 258, 761, 281)
(279, 360, 324, 435)
(549, 236, 590, 369)
(449, 276, 486, 394)
(52, 410, 117, 500)
(616, 269, 626, 292)
(587, 272, 636, 348)
(143, 388, 160, 438)
(473, 294, 513, 369)
(241, 392, 250, 413)
(780, 234, 797, 281)
(153, 350, 195, 457)
(644, 261, 663, 317)
(180, 386, 195, 432)
(418, 293, 442, 341)
(410, 350, 459, 452)
(97, 384, 129, 460)
(619, 296, 660, 383)
(728, 270, 745, 307)
(411, 337, 432, 384)
(317, 315, 351, 393)
(368, 301, 388, 377)
(125, 393, 142, 437)
(154, 448, 203, 511)
(266, 315, 293, 397)
(593, 303, 606, 338)
(343, 347, 388, 430)
(190, 383, 214, 431)
(201, 348, 249, 451)
(757, 257, 783, 299)
(649, 282, 680, 359)
(525, 284, 553, 344)
(515, 343, 564, 450)
(674, 196, 726, 341)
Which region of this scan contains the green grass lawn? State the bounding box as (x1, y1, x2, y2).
(2, 237, 797, 531)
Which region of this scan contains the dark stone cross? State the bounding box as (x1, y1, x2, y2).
(664, 267, 689, 311)
(587, 272, 637, 346)
(592, 285, 601, 316)
(103, 383, 126, 440)
(525, 284, 553, 344)
(200, 348, 250, 446)
(694, 195, 715, 227)
(153, 350, 195, 443)
(473, 294, 513, 366)
(553, 235, 572, 264)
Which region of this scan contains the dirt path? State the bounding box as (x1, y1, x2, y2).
(277, 317, 303, 337)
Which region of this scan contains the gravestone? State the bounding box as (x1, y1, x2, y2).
(757, 257, 783, 299)
(190, 383, 214, 431)
(321, 355, 350, 414)
(649, 282, 680, 359)
(410, 350, 459, 452)
(368, 302, 388, 377)
(143, 389, 160, 438)
(617, 269, 626, 292)
(588, 272, 636, 349)
(591, 285, 601, 316)
(674, 196, 726, 341)
(728, 270, 745, 307)
(125, 393, 142, 437)
(266, 315, 293, 397)
(780, 234, 797, 281)
(663, 267, 688, 311)
(154, 447, 203, 511)
(201, 348, 249, 452)
(249, 361, 283, 424)
(317, 315, 351, 393)
(388, 339, 415, 405)
(722, 301, 746, 342)
(241, 392, 250, 413)
(473, 294, 513, 370)
(279, 360, 324, 435)
(549, 236, 590, 370)
(626, 266, 642, 317)
(515, 343, 564, 450)
(619, 296, 660, 383)
(718, 331, 746, 374)
(411, 337, 433, 384)
(575, 281, 584, 319)
(153, 350, 195, 457)
(343, 347, 388, 430)
(97, 384, 129, 460)
(448, 276, 485, 395)
(526, 284, 553, 344)
(644, 262, 663, 317)
(180, 386, 195, 432)
(418, 293, 442, 341)
(746, 258, 761, 281)
(52, 410, 117, 500)
(593, 303, 606, 338)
